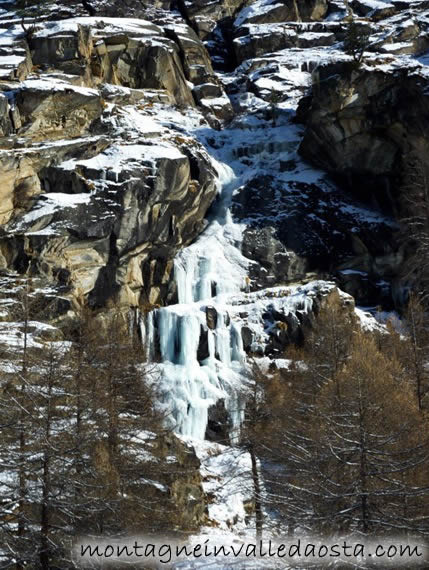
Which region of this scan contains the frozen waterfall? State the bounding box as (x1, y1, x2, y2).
(147, 158, 249, 441)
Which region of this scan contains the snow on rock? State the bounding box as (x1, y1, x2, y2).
(32, 16, 163, 39)
(140, 41, 397, 440)
(148, 281, 339, 440)
(16, 192, 91, 228)
(185, 437, 254, 531)
(19, 77, 99, 97)
(355, 307, 387, 334)
(112, 105, 164, 137)
(0, 0, 424, 538)
(60, 142, 186, 174)
(235, 1, 287, 28)
(0, 321, 53, 351)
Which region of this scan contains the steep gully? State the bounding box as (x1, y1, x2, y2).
(145, 113, 325, 441)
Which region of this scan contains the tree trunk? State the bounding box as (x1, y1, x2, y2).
(40, 359, 54, 569)
(249, 442, 263, 541)
(16, 429, 26, 570)
(39, 452, 50, 570)
(16, 287, 29, 570)
(409, 308, 423, 410)
(358, 395, 369, 533)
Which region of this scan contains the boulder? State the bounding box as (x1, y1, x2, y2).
(206, 305, 218, 329)
(241, 325, 253, 351)
(181, 0, 248, 39)
(205, 399, 232, 444)
(351, 0, 397, 21)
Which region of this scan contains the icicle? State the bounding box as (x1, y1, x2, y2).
(196, 257, 214, 302)
(175, 257, 195, 305)
(158, 309, 178, 363)
(231, 322, 245, 364)
(206, 329, 216, 369)
(178, 313, 201, 366)
(216, 312, 231, 366)
(145, 310, 155, 361)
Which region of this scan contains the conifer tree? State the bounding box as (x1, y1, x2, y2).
(402, 293, 429, 410)
(258, 331, 429, 535)
(249, 299, 429, 537)
(312, 333, 429, 534)
(304, 294, 355, 393)
(400, 155, 429, 300)
(377, 293, 429, 410)
(343, 18, 370, 65)
(241, 359, 270, 540)
(0, 299, 175, 567)
(241, 297, 356, 535)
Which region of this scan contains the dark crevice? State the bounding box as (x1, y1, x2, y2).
(213, 17, 239, 72)
(214, 0, 250, 72)
(81, 0, 96, 16)
(173, 0, 195, 31)
(173, 0, 240, 72)
(88, 232, 120, 308)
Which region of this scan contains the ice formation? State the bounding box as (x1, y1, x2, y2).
(147, 157, 249, 441)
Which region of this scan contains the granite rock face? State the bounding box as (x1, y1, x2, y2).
(299, 64, 429, 213)
(180, 0, 248, 39)
(29, 20, 195, 107)
(14, 81, 103, 139)
(232, 167, 400, 306)
(0, 136, 217, 308)
(233, 21, 339, 63)
(234, 0, 328, 27)
(26, 16, 232, 119)
(1, 0, 429, 540)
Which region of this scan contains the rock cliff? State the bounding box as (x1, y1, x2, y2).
(300, 63, 429, 214)
(0, 0, 428, 536)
